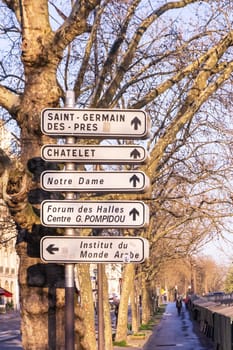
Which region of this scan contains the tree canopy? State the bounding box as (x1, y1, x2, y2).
(1, 0, 233, 348)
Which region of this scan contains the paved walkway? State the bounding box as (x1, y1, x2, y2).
(0, 303, 214, 349)
(114, 302, 214, 350)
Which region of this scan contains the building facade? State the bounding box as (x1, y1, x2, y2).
(0, 199, 19, 311)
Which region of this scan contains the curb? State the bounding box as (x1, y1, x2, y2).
(113, 330, 152, 350)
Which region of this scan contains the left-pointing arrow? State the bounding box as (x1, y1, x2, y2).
(46, 244, 59, 255)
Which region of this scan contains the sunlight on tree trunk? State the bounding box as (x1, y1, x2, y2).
(130, 268, 139, 334)
(103, 266, 113, 350)
(141, 272, 151, 325)
(77, 264, 96, 350)
(115, 264, 134, 342)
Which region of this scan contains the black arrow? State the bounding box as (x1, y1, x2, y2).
(131, 117, 141, 130)
(129, 174, 140, 187)
(129, 208, 140, 221)
(130, 148, 141, 159)
(46, 244, 59, 255)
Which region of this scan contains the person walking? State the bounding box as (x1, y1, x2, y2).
(176, 296, 182, 316)
(113, 295, 120, 327)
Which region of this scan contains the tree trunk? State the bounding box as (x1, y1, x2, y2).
(103, 266, 113, 350)
(8, 139, 89, 349)
(141, 273, 151, 325)
(16, 241, 78, 349)
(77, 264, 96, 350)
(130, 282, 139, 333)
(115, 264, 134, 342)
(130, 268, 139, 334)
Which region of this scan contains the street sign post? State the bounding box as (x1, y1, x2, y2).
(41, 200, 149, 228)
(41, 170, 150, 193)
(39, 94, 151, 350)
(41, 144, 148, 164)
(41, 108, 149, 138)
(40, 236, 149, 263)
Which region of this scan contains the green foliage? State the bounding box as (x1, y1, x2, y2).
(6, 301, 14, 310)
(140, 323, 153, 330)
(139, 304, 166, 331)
(132, 332, 146, 336)
(224, 267, 233, 293)
(113, 340, 128, 347)
(127, 323, 132, 330)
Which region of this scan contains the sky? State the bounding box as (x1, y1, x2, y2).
(199, 233, 233, 266)
(1, 1, 233, 270)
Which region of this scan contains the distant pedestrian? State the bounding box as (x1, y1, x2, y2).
(184, 295, 191, 310)
(113, 296, 120, 327)
(176, 296, 182, 315)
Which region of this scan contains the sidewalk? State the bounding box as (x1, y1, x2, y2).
(0, 304, 214, 349)
(114, 302, 214, 350)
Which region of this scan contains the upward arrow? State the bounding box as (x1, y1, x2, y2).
(129, 208, 140, 221)
(130, 148, 141, 159)
(129, 174, 140, 187)
(131, 117, 141, 130)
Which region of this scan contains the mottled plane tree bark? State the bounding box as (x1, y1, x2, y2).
(0, 0, 233, 348)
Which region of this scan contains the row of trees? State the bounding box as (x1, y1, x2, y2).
(157, 256, 226, 298)
(1, 0, 233, 349)
(224, 266, 233, 293)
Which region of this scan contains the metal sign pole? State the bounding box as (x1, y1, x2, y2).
(65, 261, 75, 350)
(64, 91, 76, 350)
(97, 263, 105, 350)
(95, 163, 105, 350)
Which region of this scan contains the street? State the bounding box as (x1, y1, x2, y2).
(0, 311, 22, 349)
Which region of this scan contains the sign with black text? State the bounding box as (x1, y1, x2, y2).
(41, 108, 149, 138)
(41, 200, 149, 228)
(41, 170, 150, 193)
(40, 236, 149, 263)
(41, 144, 148, 164)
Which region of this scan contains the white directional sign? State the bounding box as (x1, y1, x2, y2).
(41, 108, 149, 138)
(40, 236, 149, 263)
(41, 200, 149, 228)
(41, 144, 148, 164)
(41, 171, 150, 193)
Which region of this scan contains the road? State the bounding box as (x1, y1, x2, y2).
(0, 309, 117, 349)
(0, 311, 22, 349)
